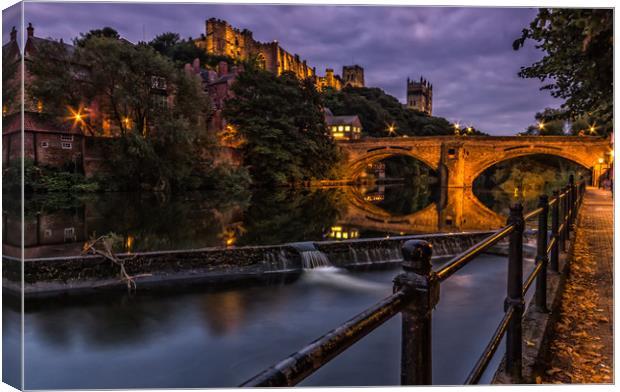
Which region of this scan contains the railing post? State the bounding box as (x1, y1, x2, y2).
(550, 190, 560, 272)
(560, 187, 567, 252)
(568, 175, 575, 231)
(535, 195, 549, 312)
(505, 204, 524, 381)
(394, 240, 439, 385)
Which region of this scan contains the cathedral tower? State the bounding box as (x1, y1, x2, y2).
(342, 65, 365, 88)
(406, 76, 433, 115)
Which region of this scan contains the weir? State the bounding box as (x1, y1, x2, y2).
(290, 242, 332, 269)
(3, 231, 497, 297)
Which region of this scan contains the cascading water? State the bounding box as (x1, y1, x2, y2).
(289, 242, 385, 291)
(289, 242, 333, 269)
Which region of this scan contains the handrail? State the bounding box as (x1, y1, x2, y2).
(436, 225, 514, 282)
(241, 178, 587, 387)
(241, 289, 410, 387)
(464, 305, 515, 384)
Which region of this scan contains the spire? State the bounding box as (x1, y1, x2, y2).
(10, 26, 16, 41)
(27, 22, 34, 38)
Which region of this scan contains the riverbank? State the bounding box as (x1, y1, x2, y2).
(540, 188, 613, 383)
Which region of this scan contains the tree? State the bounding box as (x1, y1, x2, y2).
(323, 86, 484, 137)
(224, 68, 341, 186)
(522, 108, 567, 136)
(514, 9, 613, 128)
(75, 27, 120, 46)
(148, 32, 235, 68)
(27, 33, 212, 191)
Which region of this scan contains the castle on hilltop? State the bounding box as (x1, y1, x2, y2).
(406, 76, 433, 115)
(194, 18, 364, 91)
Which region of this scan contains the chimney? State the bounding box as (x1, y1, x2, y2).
(27, 22, 34, 38)
(218, 60, 228, 76)
(10, 26, 16, 41)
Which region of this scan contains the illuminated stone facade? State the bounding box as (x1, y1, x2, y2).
(342, 65, 365, 88)
(406, 76, 433, 115)
(195, 18, 357, 91)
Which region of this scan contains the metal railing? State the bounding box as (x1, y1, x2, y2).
(240, 175, 587, 387)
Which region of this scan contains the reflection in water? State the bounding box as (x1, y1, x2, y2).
(11, 252, 536, 388)
(4, 182, 530, 259)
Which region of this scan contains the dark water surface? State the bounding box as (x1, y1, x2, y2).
(10, 249, 538, 388)
(5, 182, 548, 259)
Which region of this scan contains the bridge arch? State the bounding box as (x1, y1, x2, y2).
(467, 146, 599, 185)
(345, 148, 439, 180)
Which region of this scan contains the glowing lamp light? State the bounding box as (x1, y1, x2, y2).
(538, 121, 545, 130)
(598, 157, 605, 164)
(67, 106, 87, 127)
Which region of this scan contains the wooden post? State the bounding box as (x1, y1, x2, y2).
(550, 190, 560, 272)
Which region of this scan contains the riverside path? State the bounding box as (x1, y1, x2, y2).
(541, 187, 613, 384)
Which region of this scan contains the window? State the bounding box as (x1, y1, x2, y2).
(64, 227, 75, 241)
(44, 229, 52, 237)
(61, 142, 72, 149)
(40, 141, 49, 148)
(60, 135, 73, 142)
(338, 126, 344, 131)
(151, 76, 167, 90)
(345, 126, 351, 132)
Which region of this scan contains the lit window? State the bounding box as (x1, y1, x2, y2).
(40, 141, 49, 148)
(60, 135, 73, 142)
(345, 126, 350, 131)
(61, 142, 72, 149)
(36, 100, 43, 113)
(332, 126, 338, 132)
(338, 126, 344, 131)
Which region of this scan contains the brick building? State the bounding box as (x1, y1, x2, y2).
(2, 24, 88, 171)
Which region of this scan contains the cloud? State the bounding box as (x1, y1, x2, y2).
(15, 3, 563, 134)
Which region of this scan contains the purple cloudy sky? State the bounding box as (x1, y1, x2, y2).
(4, 2, 563, 135)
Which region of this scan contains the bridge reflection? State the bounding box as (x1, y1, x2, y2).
(335, 186, 506, 235)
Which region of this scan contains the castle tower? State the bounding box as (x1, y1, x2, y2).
(342, 65, 365, 88)
(406, 76, 433, 115)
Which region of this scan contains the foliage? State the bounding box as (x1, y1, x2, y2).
(323, 86, 485, 137)
(75, 27, 120, 46)
(3, 159, 100, 194)
(148, 32, 235, 68)
(224, 68, 341, 186)
(27, 33, 214, 192)
(514, 9, 613, 129)
(521, 107, 612, 136)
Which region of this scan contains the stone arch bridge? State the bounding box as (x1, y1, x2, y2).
(338, 136, 611, 187)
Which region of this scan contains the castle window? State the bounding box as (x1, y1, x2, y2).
(40, 141, 49, 148)
(448, 148, 456, 157)
(345, 126, 350, 132)
(60, 135, 74, 142)
(61, 142, 72, 149)
(338, 126, 344, 131)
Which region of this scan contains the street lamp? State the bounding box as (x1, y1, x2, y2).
(387, 123, 397, 136)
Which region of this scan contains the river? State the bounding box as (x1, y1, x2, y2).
(2, 180, 561, 387)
